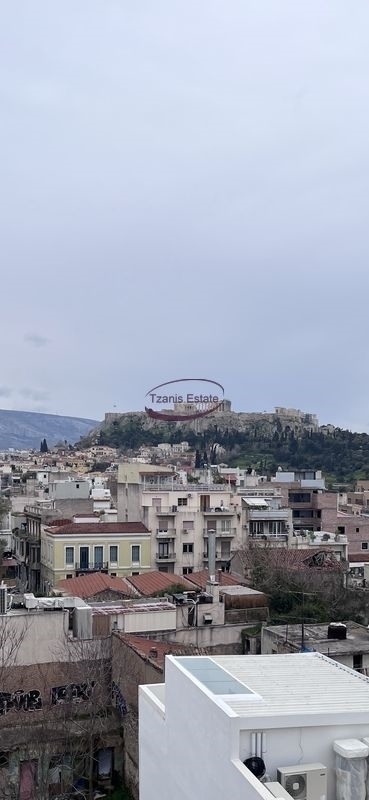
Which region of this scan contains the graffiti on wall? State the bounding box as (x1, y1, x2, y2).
(0, 690, 42, 715)
(0, 681, 95, 716)
(51, 681, 94, 705)
(111, 681, 127, 717)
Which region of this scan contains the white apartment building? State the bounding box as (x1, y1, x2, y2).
(117, 464, 243, 576)
(140, 651, 369, 800)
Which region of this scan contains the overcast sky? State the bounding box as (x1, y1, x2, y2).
(1, 2, 369, 430)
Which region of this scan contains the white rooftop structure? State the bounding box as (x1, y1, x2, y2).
(139, 652, 369, 800)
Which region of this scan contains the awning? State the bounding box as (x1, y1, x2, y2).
(242, 497, 269, 508)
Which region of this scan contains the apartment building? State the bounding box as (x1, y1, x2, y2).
(139, 652, 369, 800)
(40, 520, 151, 591)
(267, 470, 338, 534)
(117, 464, 243, 576)
(12, 494, 94, 593)
(241, 491, 293, 545)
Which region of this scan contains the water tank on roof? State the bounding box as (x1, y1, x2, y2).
(328, 622, 347, 640)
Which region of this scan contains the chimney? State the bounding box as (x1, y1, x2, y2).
(149, 647, 158, 659)
(208, 529, 216, 584)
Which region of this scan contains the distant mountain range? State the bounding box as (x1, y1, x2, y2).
(0, 409, 99, 451)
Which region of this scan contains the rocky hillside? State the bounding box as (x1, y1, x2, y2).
(82, 408, 369, 486)
(0, 409, 99, 450)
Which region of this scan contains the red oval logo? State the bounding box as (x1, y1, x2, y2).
(145, 378, 225, 422)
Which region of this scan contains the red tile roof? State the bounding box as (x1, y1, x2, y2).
(125, 570, 194, 597)
(116, 633, 209, 670)
(45, 522, 149, 536)
(57, 572, 135, 599)
(187, 569, 243, 590)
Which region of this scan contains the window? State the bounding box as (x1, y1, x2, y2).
(110, 572, 117, 577)
(76, 483, 80, 489)
(158, 542, 169, 558)
(362, 542, 369, 550)
(288, 492, 311, 503)
(109, 545, 118, 563)
(65, 546, 74, 566)
(66, 574, 73, 580)
(356, 528, 360, 533)
(220, 519, 231, 532)
(131, 545, 140, 564)
(353, 653, 363, 671)
(131, 571, 140, 576)
(0, 753, 9, 769)
(178, 498, 188, 506)
(183, 567, 193, 575)
(94, 546, 103, 568)
(183, 520, 194, 530)
(183, 543, 194, 554)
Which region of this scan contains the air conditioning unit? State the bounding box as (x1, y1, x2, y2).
(0, 586, 7, 615)
(183, 529, 188, 534)
(277, 763, 327, 800)
(265, 782, 295, 799)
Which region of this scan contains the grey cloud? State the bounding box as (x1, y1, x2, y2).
(0, 387, 12, 398)
(24, 334, 50, 348)
(0, 2, 369, 429)
(19, 388, 50, 402)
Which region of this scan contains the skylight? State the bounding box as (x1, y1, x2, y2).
(176, 657, 254, 696)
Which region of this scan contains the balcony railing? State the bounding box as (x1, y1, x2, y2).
(155, 552, 176, 561)
(203, 552, 228, 560)
(74, 561, 109, 572)
(142, 483, 230, 492)
(248, 510, 290, 520)
(250, 533, 288, 541)
(156, 528, 176, 538)
(203, 507, 235, 515)
(203, 527, 236, 537)
(24, 503, 55, 515)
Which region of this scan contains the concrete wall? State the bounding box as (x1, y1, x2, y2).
(49, 480, 90, 500)
(112, 635, 163, 799)
(0, 610, 69, 666)
(139, 662, 274, 800)
(146, 621, 248, 651)
(140, 656, 369, 800)
(239, 722, 369, 798)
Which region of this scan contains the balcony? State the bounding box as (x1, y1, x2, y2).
(203, 552, 227, 561)
(249, 533, 288, 542)
(156, 528, 176, 538)
(248, 510, 289, 521)
(74, 561, 109, 574)
(25, 502, 55, 514)
(203, 507, 235, 515)
(151, 507, 178, 515)
(203, 527, 236, 537)
(155, 552, 176, 562)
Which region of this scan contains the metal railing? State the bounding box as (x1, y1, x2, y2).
(74, 561, 109, 571)
(156, 528, 176, 538)
(155, 552, 176, 561)
(203, 527, 236, 537)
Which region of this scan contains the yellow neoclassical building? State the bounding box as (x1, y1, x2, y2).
(41, 520, 151, 592)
